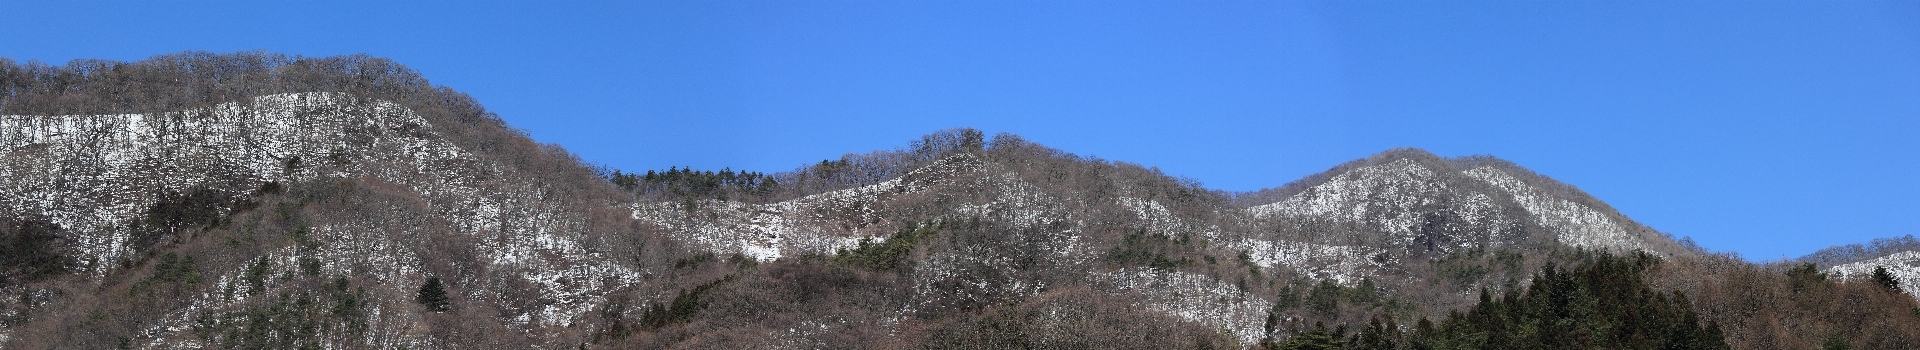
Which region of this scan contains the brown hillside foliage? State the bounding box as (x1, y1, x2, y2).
(1650, 254, 1920, 349)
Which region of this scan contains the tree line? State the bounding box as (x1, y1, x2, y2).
(607, 128, 986, 203)
(1263, 252, 1731, 350)
(1798, 234, 1920, 268)
(2, 52, 427, 116)
(608, 167, 777, 202)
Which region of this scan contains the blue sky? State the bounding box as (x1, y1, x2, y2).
(5, 1, 1916, 261)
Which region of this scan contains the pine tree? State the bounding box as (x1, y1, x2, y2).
(417, 276, 450, 312)
(1872, 266, 1901, 293)
(1357, 316, 1397, 350)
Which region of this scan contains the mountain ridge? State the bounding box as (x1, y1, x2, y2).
(2, 52, 1916, 349)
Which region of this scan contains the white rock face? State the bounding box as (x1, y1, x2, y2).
(1826, 250, 1920, 299)
(1463, 167, 1646, 252)
(1, 93, 642, 341)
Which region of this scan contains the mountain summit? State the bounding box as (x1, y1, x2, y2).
(1, 53, 1915, 349)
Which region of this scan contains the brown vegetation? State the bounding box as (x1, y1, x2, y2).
(1650, 254, 1920, 349)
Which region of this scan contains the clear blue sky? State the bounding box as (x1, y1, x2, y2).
(5, 1, 1916, 261)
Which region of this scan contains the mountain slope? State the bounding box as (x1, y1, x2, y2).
(0, 53, 682, 348)
(1, 93, 488, 264)
(0, 91, 662, 347)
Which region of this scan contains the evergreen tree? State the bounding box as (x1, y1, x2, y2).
(417, 277, 450, 312)
(1872, 266, 1901, 293)
(1305, 279, 1343, 316)
(1788, 263, 1829, 293)
(0, 216, 76, 283)
(1410, 317, 1437, 350)
(1356, 316, 1397, 350)
(1350, 278, 1379, 305)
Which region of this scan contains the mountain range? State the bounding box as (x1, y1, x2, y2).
(1, 52, 1916, 349)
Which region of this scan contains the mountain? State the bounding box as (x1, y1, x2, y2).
(1, 52, 1916, 349)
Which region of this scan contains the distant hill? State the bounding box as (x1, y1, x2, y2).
(1, 52, 1915, 349)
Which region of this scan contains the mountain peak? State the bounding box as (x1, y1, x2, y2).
(1241, 149, 1681, 258)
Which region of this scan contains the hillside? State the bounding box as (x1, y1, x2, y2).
(1800, 235, 1920, 297)
(1, 52, 1917, 349)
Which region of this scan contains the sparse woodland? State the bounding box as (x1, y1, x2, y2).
(0, 52, 1916, 349)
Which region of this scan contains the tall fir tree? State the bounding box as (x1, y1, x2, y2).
(417, 276, 450, 312)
